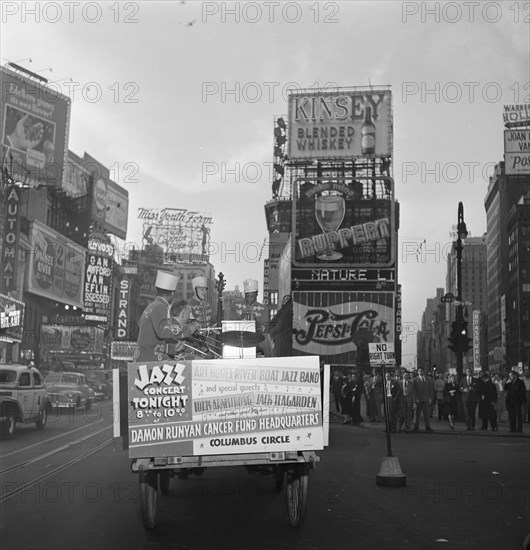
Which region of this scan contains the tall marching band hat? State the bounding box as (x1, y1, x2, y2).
(243, 278, 259, 293)
(155, 270, 179, 291)
(192, 276, 208, 290)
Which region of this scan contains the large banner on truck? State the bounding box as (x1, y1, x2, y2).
(127, 356, 323, 459)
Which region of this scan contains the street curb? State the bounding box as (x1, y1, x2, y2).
(330, 411, 530, 438)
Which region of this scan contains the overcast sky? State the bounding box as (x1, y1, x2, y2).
(2, 1, 528, 367)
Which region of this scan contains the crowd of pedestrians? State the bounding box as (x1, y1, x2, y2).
(331, 366, 530, 433)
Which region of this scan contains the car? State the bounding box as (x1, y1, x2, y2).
(86, 370, 113, 400)
(0, 364, 52, 439)
(44, 372, 96, 411)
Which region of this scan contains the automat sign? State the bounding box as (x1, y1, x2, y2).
(368, 342, 395, 365)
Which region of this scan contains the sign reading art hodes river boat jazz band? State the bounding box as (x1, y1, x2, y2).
(127, 357, 323, 459)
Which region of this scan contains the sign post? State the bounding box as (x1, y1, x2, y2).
(369, 342, 406, 487)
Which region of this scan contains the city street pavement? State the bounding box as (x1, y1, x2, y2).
(324, 407, 530, 550)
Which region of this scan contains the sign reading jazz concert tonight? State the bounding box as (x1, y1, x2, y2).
(127, 357, 323, 459)
(368, 342, 395, 365)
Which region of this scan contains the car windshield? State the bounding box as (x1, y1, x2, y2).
(45, 374, 62, 383)
(62, 374, 80, 384)
(0, 370, 18, 384)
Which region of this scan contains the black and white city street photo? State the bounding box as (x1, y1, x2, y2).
(1, 2, 529, 549)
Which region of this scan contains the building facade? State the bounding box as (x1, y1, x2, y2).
(484, 161, 530, 370)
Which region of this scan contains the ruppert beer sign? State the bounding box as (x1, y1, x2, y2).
(293, 177, 395, 267)
(287, 88, 392, 160)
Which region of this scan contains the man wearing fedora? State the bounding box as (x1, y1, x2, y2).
(136, 270, 198, 362)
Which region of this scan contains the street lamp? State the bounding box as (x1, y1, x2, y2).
(451, 202, 470, 378)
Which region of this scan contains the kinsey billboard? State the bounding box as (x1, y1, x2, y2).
(127, 357, 323, 459)
(292, 291, 394, 365)
(292, 177, 395, 267)
(287, 88, 392, 160)
(1, 65, 70, 187)
(26, 220, 85, 308)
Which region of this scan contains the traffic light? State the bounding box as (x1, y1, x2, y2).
(447, 321, 459, 352)
(448, 320, 472, 354)
(458, 321, 472, 354)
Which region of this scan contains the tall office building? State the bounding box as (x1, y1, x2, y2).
(506, 192, 530, 366)
(484, 161, 530, 370)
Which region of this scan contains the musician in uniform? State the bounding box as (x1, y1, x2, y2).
(232, 278, 271, 355)
(136, 270, 198, 362)
(189, 276, 215, 329)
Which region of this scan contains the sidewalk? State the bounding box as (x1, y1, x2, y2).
(329, 404, 530, 437)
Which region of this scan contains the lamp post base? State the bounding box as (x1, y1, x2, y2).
(376, 456, 407, 487)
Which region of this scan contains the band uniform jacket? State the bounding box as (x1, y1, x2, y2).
(189, 296, 214, 329)
(232, 301, 270, 334)
(136, 296, 193, 362)
(460, 375, 481, 403)
(412, 375, 434, 403)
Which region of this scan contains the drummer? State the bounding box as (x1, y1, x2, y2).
(233, 278, 271, 355)
(136, 270, 198, 362)
(189, 276, 215, 330)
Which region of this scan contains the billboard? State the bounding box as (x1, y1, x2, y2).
(1, 185, 21, 292)
(1, 65, 70, 187)
(138, 207, 213, 262)
(83, 237, 114, 324)
(26, 220, 85, 308)
(127, 357, 323, 459)
(83, 153, 129, 239)
(40, 324, 104, 354)
(0, 293, 25, 343)
(292, 177, 395, 267)
(287, 88, 392, 160)
(503, 104, 530, 126)
(292, 291, 394, 365)
(473, 310, 481, 371)
(62, 151, 88, 198)
(504, 128, 530, 175)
